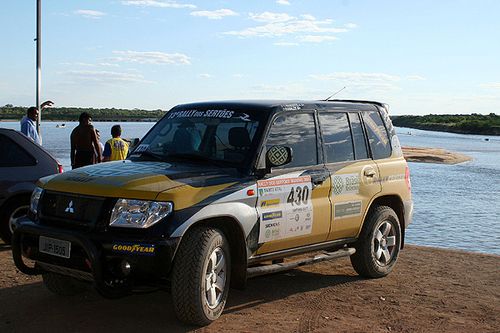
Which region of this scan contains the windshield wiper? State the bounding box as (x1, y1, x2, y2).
(136, 150, 166, 162)
(165, 153, 234, 167)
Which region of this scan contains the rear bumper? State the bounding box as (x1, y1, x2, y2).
(12, 217, 179, 297)
(403, 200, 413, 228)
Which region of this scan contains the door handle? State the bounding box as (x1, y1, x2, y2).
(364, 168, 376, 178)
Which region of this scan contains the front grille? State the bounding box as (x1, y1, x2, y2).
(40, 191, 109, 229)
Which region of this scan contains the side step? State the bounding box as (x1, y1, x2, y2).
(247, 247, 355, 278)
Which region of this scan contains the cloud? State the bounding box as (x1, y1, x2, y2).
(121, 0, 196, 9)
(199, 73, 211, 78)
(112, 51, 191, 65)
(65, 70, 151, 84)
(480, 82, 500, 89)
(299, 35, 338, 43)
(225, 12, 350, 40)
(190, 9, 238, 20)
(406, 75, 426, 81)
(74, 10, 106, 19)
(276, 0, 291, 5)
(344, 23, 357, 29)
(274, 41, 299, 46)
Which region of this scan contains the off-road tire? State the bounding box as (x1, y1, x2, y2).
(171, 227, 231, 326)
(350, 205, 401, 278)
(0, 197, 30, 244)
(42, 273, 88, 296)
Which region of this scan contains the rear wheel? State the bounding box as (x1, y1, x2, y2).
(0, 198, 29, 244)
(350, 206, 401, 278)
(171, 227, 231, 326)
(42, 273, 88, 296)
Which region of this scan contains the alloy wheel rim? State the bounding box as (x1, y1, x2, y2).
(373, 220, 397, 266)
(9, 205, 29, 234)
(204, 247, 226, 309)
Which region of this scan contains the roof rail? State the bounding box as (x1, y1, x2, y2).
(324, 99, 388, 109)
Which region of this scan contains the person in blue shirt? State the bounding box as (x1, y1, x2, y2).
(20, 100, 53, 145)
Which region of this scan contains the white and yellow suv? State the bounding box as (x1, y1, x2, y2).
(13, 100, 413, 325)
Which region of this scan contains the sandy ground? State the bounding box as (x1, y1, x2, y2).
(402, 146, 472, 164)
(0, 242, 498, 333)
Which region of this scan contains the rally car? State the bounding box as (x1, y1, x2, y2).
(13, 100, 413, 325)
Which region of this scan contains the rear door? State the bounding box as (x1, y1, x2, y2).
(256, 111, 331, 254)
(317, 110, 382, 241)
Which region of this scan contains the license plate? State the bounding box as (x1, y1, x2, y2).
(39, 236, 71, 259)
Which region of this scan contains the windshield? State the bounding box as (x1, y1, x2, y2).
(132, 108, 265, 167)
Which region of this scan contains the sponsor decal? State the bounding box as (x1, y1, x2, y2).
(267, 146, 289, 166)
(332, 173, 360, 196)
(112, 243, 156, 256)
(257, 175, 313, 242)
(334, 201, 362, 219)
(282, 103, 304, 111)
(262, 211, 283, 221)
(391, 135, 403, 157)
(168, 109, 235, 119)
(78, 161, 171, 177)
(133, 144, 149, 153)
(261, 198, 280, 207)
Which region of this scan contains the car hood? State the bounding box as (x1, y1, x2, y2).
(39, 160, 239, 209)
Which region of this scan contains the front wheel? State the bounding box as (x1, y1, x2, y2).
(350, 206, 401, 278)
(171, 227, 231, 326)
(0, 199, 29, 244)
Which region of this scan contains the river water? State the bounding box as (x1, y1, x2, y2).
(1, 121, 499, 255)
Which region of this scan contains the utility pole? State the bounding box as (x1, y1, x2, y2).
(36, 0, 42, 139)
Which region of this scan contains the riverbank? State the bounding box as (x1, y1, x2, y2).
(402, 146, 472, 164)
(0, 242, 498, 332)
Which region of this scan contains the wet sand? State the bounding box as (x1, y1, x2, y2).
(402, 146, 472, 164)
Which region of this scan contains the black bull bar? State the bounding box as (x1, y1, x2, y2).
(12, 219, 126, 298)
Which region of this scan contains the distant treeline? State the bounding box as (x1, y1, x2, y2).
(0, 105, 167, 122)
(391, 113, 500, 136)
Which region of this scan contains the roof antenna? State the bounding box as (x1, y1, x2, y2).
(324, 86, 346, 101)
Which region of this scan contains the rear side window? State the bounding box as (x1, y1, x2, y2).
(318, 112, 354, 163)
(363, 111, 392, 159)
(266, 113, 317, 168)
(0, 134, 36, 167)
(348, 113, 369, 160)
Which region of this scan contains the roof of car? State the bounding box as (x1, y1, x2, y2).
(173, 100, 385, 112)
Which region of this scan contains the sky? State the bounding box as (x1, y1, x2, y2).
(1, 0, 499, 115)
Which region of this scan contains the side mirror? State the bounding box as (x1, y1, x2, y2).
(266, 145, 293, 168)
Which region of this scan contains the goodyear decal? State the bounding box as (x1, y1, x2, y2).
(112, 243, 156, 256)
(260, 198, 280, 207)
(262, 211, 283, 221)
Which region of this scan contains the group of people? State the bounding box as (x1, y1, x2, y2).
(20, 103, 129, 170)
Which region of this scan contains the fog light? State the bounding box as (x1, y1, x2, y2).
(120, 260, 132, 276)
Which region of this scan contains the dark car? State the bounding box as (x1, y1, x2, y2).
(0, 128, 62, 243)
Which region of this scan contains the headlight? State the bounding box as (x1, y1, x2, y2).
(30, 187, 44, 215)
(109, 199, 173, 228)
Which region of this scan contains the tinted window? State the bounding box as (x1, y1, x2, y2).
(266, 113, 317, 168)
(348, 113, 368, 160)
(319, 112, 354, 163)
(363, 111, 391, 159)
(0, 134, 36, 167)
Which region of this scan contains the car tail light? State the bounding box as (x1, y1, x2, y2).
(57, 163, 64, 173)
(405, 166, 411, 192)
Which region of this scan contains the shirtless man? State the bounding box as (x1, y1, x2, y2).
(70, 112, 102, 169)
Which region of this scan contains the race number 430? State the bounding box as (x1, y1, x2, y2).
(287, 186, 310, 206)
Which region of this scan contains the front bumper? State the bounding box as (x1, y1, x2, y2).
(12, 217, 179, 298)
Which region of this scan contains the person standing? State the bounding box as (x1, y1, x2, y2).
(103, 125, 129, 162)
(20, 100, 53, 145)
(95, 129, 105, 162)
(70, 112, 102, 169)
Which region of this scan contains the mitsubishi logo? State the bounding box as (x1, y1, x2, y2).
(65, 200, 74, 214)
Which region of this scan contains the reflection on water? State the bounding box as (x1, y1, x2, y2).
(397, 128, 500, 255)
(1, 121, 499, 254)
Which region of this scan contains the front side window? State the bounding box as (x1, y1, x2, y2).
(134, 109, 263, 166)
(266, 113, 317, 168)
(363, 111, 392, 159)
(319, 112, 354, 163)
